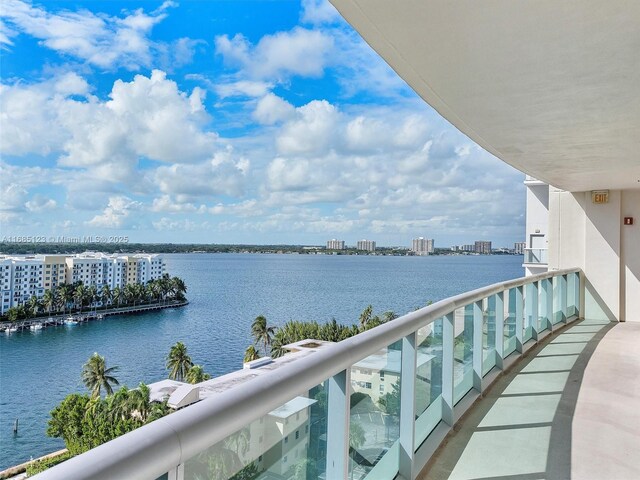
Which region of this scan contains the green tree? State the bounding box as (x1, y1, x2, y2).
(27, 295, 40, 317)
(82, 353, 120, 398)
(46, 393, 91, 455)
(43, 289, 56, 315)
(101, 284, 112, 307)
(186, 365, 211, 384)
(74, 284, 86, 313)
(251, 315, 275, 356)
(243, 345, 260, 363)
(112, 286, 123, 307)
(166, 342, 193, 381)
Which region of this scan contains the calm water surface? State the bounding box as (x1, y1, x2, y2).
(0, 253, 523, 468)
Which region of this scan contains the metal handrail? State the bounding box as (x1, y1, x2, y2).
(37, 267, 580, 480)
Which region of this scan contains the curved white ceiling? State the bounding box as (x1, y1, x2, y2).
(330, 0, 640, 191)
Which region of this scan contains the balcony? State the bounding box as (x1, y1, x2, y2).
(523, 248, 548, 266)
(37, 269, 597, 480)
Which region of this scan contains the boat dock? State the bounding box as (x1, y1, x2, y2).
(0, 301, 188, 334)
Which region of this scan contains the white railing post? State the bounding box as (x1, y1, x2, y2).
(495, 292, 504, 369)
(442, 313, 454, 426)
(515, 286, 524, 353)
(472, 300, 483, 391)
(544, 278, 553, 332)
(326, 369, 350, 480)
(560, 274, 568, 323)
(526, 282, 539, 341)
(399, 333, 417, 480)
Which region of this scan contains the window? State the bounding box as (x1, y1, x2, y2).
(295, 430, 299, 440)
(284, 436, 288, 444)
(379, 385, 385, 394)
(258, 455, 262, 462)
(283, 456, 287, 464)
(365, 382, 372, 389)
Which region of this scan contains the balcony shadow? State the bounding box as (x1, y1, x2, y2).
(421, 318, 616, 480)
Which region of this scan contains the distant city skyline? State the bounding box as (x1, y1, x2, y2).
(1, 1, 525, 246)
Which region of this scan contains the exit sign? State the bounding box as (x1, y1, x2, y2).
(591, 190, 609, 204)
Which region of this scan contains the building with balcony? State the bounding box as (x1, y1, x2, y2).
(37, 2, 640, 480)
(0, 253, 166, 314)
(474, 241, 492, 255)
(326, 239, 345, 250)
(356, 239, 376, 252)
(412, 237, 434, 256)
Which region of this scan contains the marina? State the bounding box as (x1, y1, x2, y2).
(0, 301, 188, 334)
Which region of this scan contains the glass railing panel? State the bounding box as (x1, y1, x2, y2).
(524, 248, 548, 264)
(482, 296, 497, 376)
(454, 305, 474, 403)
(414, 318, 443, 450)
(504, 288, 517, 357)
(350, 343, 400, 480)
(538, 278, 551, 333)
(568, 272, 580, 318)
(552, 276, 564, 325)
(523, 283, 536, 343)
(183, 381, 328, 480)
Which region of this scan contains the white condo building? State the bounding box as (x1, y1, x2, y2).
(412, 237, 434, 255)
(326, 239, 345, 250)
(356, 239, 376, 252)
(0, 253, 165, 314)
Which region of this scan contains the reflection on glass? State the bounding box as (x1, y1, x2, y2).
(523, 283, 536, 343)
(415, 318, 443, 450)
(483, 297, 496, 376)
(504, 288, 517, 357)
(453, 306, 474, 403)
(349, 343, 400, 480)
(183, 382, 328, 480)
(552, 276, 564, 325)
(538, 279, 551, 333)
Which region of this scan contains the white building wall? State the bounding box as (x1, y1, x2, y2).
(524, 178, 550, 276)
(548, 188, 639, 322)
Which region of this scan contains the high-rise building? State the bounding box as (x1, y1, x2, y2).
(412, 237, 434, 255)
(474, 241, 492, 255)
(514, 242, 526, 255)
(356, 240, 376, 252)
(326, 239, 345, 250)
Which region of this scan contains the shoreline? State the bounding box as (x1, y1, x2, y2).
(0, 300, 189, 333)
(0, 449, 67, 480)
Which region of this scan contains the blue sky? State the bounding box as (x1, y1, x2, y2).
(0, 0, 525, 247)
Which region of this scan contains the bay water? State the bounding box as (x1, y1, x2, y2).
(0, 253, 523, 469)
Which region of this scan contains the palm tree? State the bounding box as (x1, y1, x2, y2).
(87, 285, 98, 309)
(243, 345, 260, 363)
(166, 342, 193, 381)
(82, 353, 120, 398)
(112, 286, 123, 307)
(186, 365, 211, 384)
(171, 277, 187, 302)
(43, 289, 55, 315)
(124, 284, 137, 306)
(359, 305, 374, 331)
(127, 383, 152, 422)
(251, 315, 275, 356)
(101, 284, 112, 307)
(27, 295, 40, 318)
(74, 284, 86, 313)
(57, 284, 71, 314)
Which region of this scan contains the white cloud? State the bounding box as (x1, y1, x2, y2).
(253, 93, 295, 125)
(215, 27, 334, 82)
(87, 196, 142, 228)
(153, 146, 249, 199)
(1, 71, 218, 175)
(0, 0, 178, 70)
(152, 217, 206, 231)
(215, 80, 273, 99)
(25, 195, 57, 212)
(300, 0, 341, 25)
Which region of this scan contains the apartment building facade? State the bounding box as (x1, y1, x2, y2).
(0, 252, 165, 314)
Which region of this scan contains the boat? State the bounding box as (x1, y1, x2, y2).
(7, 326, 18, 333)
(30, 323, 43, 331)
(97, 314, 104, 320)
(65, 316, 79, 325)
